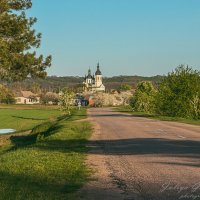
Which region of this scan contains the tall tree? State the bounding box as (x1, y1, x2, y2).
(130, 81, 157, 113)
(0, 84, 15, 104)
(59, 88, 75, 115)
(156, 65, 200, 119)
(31, 82, 41, 94)
(119, 83, 132, 91)
(0, 0, 51, 81)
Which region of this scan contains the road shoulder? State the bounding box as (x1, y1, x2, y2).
(78, 110, 125, 200)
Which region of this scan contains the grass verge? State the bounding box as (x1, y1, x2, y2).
(115, 106, 200, 126)
(0, 105, 61, 132)
(0, 108, 93, 200)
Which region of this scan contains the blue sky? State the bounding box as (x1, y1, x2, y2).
(29, 0, 200, 77)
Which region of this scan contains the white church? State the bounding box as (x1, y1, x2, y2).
(83, 63, 105, 92)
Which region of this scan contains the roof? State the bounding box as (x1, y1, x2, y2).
(86, 74, 93, 79)
(15, 91, 38, 98)
(85, 68, 95, 80)
(95, 63, 102, 75)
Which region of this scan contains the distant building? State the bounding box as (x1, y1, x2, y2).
(15, 91, 40, 104)
(83, 63, 105, 92)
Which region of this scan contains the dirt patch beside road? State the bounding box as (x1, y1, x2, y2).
(79, 111, 125, 200)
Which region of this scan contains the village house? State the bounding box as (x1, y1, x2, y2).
(15, 91, 40, 105)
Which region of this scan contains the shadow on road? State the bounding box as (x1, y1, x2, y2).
(87, 138, 200, 158)
(89, 109, 155, 119)
(18, 136, 199, 168)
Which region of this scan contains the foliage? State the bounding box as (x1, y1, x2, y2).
(119, 83, 132, 91)
(72, 83, 84, 93)
(93, 93, 105, 107)
(0, 84, 15, 104)
(120, 91, 133, 105)
(156, 65, 200, 119)
(88, 91, 133, 107)
(130, 81, 157, 113)
(1, 75, 164, 93)
(104, 75, 163, 91)
(0, 0, 51, 81)
(40, 92, 59, 105)
(59, 87, 75, 115)
(31, 82, 41, 94)
(115, 106, 200, 126)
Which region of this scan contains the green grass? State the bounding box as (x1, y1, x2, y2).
(115, 106, 200, 126)
(0, 106, 93, 200)
(0, 105, 61, 132)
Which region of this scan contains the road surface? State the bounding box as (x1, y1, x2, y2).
(80, 108, 200, 200)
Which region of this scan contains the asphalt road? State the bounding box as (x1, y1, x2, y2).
(80, 108, 200, 200)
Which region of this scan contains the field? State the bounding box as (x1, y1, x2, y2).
(115, 106, 200, 126)
(0, 105, 61, 132)
(0, 105, 92, 200)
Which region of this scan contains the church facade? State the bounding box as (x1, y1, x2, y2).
(83, 63, 105, 92)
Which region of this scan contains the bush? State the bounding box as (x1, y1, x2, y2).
(119, 84, 132, 91)
(40, 92, 59, 105)
(59, 87, 75, 115)
(0, 85, 16, 104)
(156, 65, 200, 119)
(130, 81, 157, 113)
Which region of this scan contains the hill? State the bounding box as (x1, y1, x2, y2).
(3, 75, 164, 93)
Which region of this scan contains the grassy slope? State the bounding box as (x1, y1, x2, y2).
(115, 106, 200, 126)
(0, 107, 92, 200)
(0, 105, 61, 131)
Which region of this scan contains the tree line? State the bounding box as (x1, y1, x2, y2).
(130, 65, 200, 119)
(0, 75, 163, 94)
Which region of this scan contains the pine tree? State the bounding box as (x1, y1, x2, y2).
(0, 0, 51, 81)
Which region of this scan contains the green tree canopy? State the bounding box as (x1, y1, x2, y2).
(130, 81, 157, 113)
(0, 84, 15, 104)
(59, 88, 75, 115)
(0, 0, 51, 81)
(156, 65, 200, 119)
(40, 92, 59, 105)
(119, 83, 132, 91)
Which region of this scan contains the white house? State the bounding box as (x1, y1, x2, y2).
(15, 91, 40, 104)
(83, 63, 105, 92)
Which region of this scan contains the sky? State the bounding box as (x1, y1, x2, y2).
(28, 0, 200, 77)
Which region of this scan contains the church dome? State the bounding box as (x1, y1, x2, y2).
(95, 63, 102, 75)
(86, 69, 93, 79)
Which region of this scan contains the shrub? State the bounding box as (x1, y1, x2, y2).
(156, 65, 200, 119)
(119, 84, 132, 91)
(130, 81, 157, 113)
(40, 92, 59, 105)
(0, 85, 16, 104)
(59, 87, 75, 115)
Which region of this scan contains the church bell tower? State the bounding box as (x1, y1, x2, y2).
(95, 63, 103, 87)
